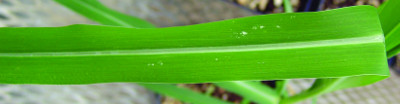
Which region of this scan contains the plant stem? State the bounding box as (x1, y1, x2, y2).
(311, 97, 318, 104)
(240, 98, 251, 104)
(277, 0, 292, 101)
(276, 80, 289, 96)
(284, 0, 294, 13)
(140, 84, 232, 104)
(215, 81, 279, 104)
(205, 84, 216, 96)
(280, 78, 345, 104)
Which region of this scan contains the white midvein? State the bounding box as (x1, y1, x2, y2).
(0, 35, 384, 57)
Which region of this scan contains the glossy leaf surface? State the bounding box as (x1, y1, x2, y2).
(0, 6, 388, 85)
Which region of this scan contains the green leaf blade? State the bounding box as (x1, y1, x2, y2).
(0, 6, 388, 85)
(139, 84, 232, 104)
(215, 81, 279, 104)
(378, 0, 400, 35)
(379, 0, 400, 57)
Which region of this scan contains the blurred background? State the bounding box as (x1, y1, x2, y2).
(0, 0, 399, 104)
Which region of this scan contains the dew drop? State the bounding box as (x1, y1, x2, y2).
(148, 63, 155, 66)
(276, 25, 281, 28)
(215, 58, 219, 61)
(260, 26, 264, 29)
(241, 31, 247, 36)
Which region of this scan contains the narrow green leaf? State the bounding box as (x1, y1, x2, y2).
(385, 23, 400, 51)
(215, 81, 279, 104)
(240, 98, 251, 104)
(281, 78, 344, 103)
(385, 23, 400, 58)
(379, 0, 400, 57)
(283, 0, 293, 13)
(276, 80, 289, 96)
(205, 84, 215, 96)
(387, 45, 400, 58)
(378, 0, 400, 35)
(311, 97, 318, 104)
(0, 6, 388, 85)
(139, 84, 231, 104)
(53, 0, 155, 28)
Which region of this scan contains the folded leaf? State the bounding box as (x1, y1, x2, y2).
(379, 0, 400, 58)
(0, 6, 388, 85)
(282, 1, 400, 102)
(385, 23, 400, 58)
(378, 0, 400, 35)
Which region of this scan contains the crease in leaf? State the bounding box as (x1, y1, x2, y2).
(0, 34, 383, 57)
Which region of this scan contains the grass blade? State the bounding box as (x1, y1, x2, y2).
(0, 6, 388, 84)
(283, 0, 293, 13)
(215, 81, 279, 104)
(385, 23, 400, 52)
(276, 80, 289, 96)
(281, 78, 344, 103)
(139, 84, 231, 104)
(281, 75, 388, 103)
(378, 0, 400, 35)
(385, 23, 400, 58)
(378, 0, 400, 57)
(53, 0, 154, 28)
